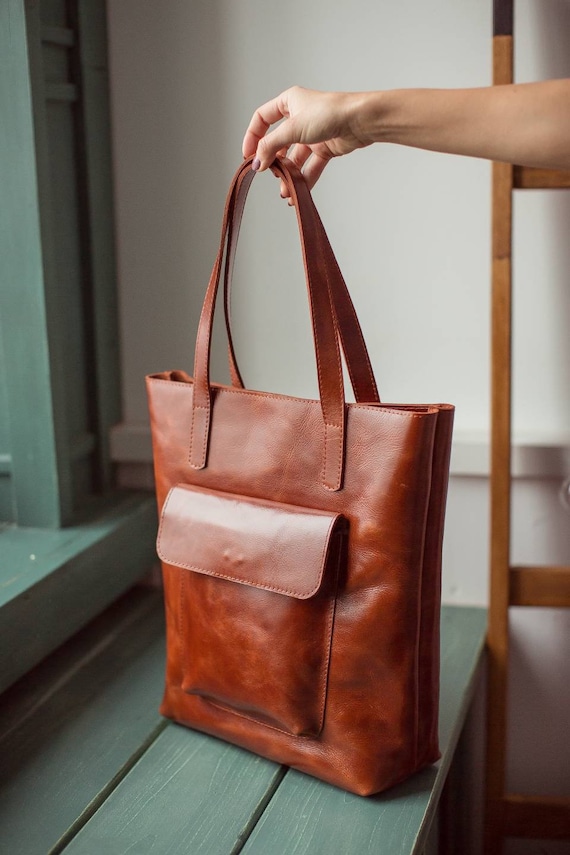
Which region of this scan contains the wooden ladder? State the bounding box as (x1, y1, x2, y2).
(486, 1, 570, 851)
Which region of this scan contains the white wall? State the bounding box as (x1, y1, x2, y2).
(106, 0, 570, 848)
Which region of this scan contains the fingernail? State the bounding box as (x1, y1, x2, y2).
(252, 158, 261, 172)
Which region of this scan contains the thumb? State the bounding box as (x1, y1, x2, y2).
(254, 118, 298, 171)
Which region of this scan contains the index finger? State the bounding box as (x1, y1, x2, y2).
(242, 93, 289, 158)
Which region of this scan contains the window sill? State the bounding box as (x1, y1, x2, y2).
(0, 491, 158, 694)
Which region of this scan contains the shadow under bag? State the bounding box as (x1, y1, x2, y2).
(146, 155, 454, 796)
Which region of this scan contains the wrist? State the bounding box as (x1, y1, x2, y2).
(348, 90, 394, 145)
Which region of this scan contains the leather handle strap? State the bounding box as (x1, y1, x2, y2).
(189, 156, 347, 491)
(223, 163, 380, 404)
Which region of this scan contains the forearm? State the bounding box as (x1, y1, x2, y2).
(353, 80, 570, 170)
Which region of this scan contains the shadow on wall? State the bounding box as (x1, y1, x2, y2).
(508, 605, 570, 798)
(107, 0, 233, 417)
(538, 0, 570, 428)
(512, 0, 570, 440)
(157, 0, 231, 372)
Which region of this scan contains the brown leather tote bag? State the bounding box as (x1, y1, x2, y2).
(146, 156, 454, 796)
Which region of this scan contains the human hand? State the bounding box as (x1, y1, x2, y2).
(242, 86, 371, 196)
(243, 80, 570, 188)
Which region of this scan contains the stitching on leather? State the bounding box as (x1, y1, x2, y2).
(189, 403, 210, 470)
(321, 423, 329, 490)
(312, 204, 378, 402)
(157, 484, 338, 599)
(156, 553, 325, 600)
(316, 532, 343, 732)
(159, 496, 336, 597)
(320, 232, 358, 399)
(178, 565, 186, 648)
(188, 400, 200, 467)
(307, 258, 336, 432)
(162, 490, 340, 737)
(321, 423, 331, 491)
(192, 581, 338, 740)
(294, 188, 339, 487)
(192, 519, 337, 740)
(305, 195, 344, 489)
(317, 575, 338, 732)
(321, 422, 343, 492)
(304, 249, 327, 410)
(316, 225, 344, 415)
(149, 377, 438, 417)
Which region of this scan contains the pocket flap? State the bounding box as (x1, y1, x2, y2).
(157, 484, 347, 599)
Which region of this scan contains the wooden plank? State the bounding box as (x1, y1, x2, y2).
(61, 726, 286, 855)
(487, 13, 570, 854)
(0, 0, 62, 526)
(0, 491, 158, 693)
(493, 1, 513, 37)
(244, 768, 439, 855)
(0, 588, 166, 855)
(510, 565, 570, 607)
(486, 165, 513, 854)
(493, 35, 513, 86)
(504, 795, 570, 839)
(514, 166, 570, 189)
(485, 32, 514, 855)
(240, 606, 487, 855)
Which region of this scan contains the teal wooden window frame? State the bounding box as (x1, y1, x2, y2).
(0, 0, 120, 528)
(0, 0, 158, 695)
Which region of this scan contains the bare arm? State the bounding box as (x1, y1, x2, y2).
(243, 82, 570, 189)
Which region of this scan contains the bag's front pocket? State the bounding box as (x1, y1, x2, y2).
(157, 484, 347, 737)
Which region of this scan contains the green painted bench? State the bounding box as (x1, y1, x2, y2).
(0, 588, 486, 855)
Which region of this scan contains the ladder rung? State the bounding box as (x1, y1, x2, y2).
(509, 565, 570, 607)
(504, 794, 570, 838)
(514, 166, 570, 189)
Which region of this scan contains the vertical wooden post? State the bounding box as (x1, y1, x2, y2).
(0, 0, 122, 525)
(485, 4, 514, 853)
